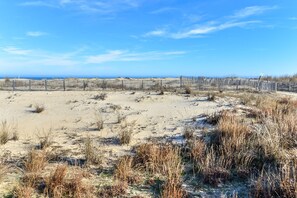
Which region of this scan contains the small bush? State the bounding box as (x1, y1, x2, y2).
(98, 182, 128, 197)
(95, 112, 104, 131)
(36, 129, 53, 149)
(207, 93, 216, 101)
(114, 156, 140, 184)
(24, 150, 48, 173)
(33, 104, 45, 113)
(183, 126, 195, 140)
(14, 185, 34, 198)
(84, 137, 102, 165)
(44, 165, 93, 198)
(92, 93, 107, 100)
(184, 86, 192, 94)
(0, 121, 10, 145)
(0, 121, 18, 144)
(118, 121, 135, 145)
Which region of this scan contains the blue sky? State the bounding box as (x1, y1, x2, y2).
(0, 0, 297, 77)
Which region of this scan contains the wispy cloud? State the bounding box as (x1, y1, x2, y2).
(145, 5, 276, 39)
(19, 1, 57, 8)
(150, 7, 177, 14)
(171, 21, 260, 39)
(1, 46, 185, 66)
(289, 17, 297, 21)
(26, 31, 48, 37)
(19, 0, 141, 14)
(231, 5, 278, 19)
(86, 50, 186, 64)
(2, 46, 32, 55)
(143, 29, 167, 37)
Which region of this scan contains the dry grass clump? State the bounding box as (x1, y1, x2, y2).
(183, 126, 195, 140)
(98, 182, 128, 198)
(36, 129, 53, 149)
(118, 121, 135, 145)
(184, 86, 192, 94)
(95, 112, 104, 131)
(24, 150, 48, 173)
(14, 185, 35, 198)
(250, 160, 297, 198)
(114, 156, 141, 185)
(217, 113, 250, 138)
(207, 92, 216, 101)
(0, 121, 18, 144)
(84, 137, 102, 165)
(44, 165, 93, 198)
(33, 104, 45, 113)
(92, 93, 107, 100)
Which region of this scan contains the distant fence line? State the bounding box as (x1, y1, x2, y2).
(0, 77, 296, 92)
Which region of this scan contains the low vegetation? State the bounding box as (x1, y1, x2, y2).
(0, 121, 18, 145)
(33, 104, 45, 113)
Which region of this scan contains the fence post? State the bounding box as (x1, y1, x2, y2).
(45, 80, 47, 91)
(288, 83, 291, 92)
(180, 76, 182, 88)
(63, 79, 66, 91)
(122, 80, 124, 90)
(83, 81, 86, 91)
(12, 80, 16, 91)
(29, 80, 31, 91)
(160, 80, 162, 89)
(142, 80, 144, 90)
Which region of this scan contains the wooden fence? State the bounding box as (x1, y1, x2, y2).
(181, 77, 278, 92)
(0, 77, 296, 93)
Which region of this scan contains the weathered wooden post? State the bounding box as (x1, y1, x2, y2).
(12, 80, 16, 91)
(142, 80, 144, 90)
(29, 80, 31, 91)
(63, 79, 66, 91)
(160, 80, 162, 90)
(83, 80, 86, 91)
(45, 80, 47, 91)
(180, 76, 182, 88)
(121, 80, 124, 90)
(288, 83, 291, 92)
(274, 82, 278, 92)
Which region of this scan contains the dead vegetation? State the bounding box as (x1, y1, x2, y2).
(0, 121, 18, 145)
(84, 136, 102, 165)
(33, 104, 45, 113)
(118, 121, 135, 145)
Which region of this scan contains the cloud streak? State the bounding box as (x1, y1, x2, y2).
(26, 31, 48, 37)
(144, 5, 276, 39)
(19, 0, 141, 14)
(86, 50, 186, 64)
(231, 5, 278, 19)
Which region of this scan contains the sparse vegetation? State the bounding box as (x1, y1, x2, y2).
(0, 121, 17, 145)
(95, 112, 104, 131)
(84, 136, 102, 165)
(36, 129, 53, 149)
(118, 121, 135, 145)
(92, 93, 107, 100)
(184, 86, 192, 94)
(33, 104, 45, 113)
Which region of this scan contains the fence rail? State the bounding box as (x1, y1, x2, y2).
(0, 77, 296, 93)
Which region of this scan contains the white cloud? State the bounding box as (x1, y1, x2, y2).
(145, 5, 276, 39)
(26, 31, 48, 37)
(2, 47, 32, 55)
(289, 17, 297, 21)
(86, 50, 186, 64)
(150, 7, 177, 14)
(232, 6, 277, 19)
(19, 0, 141, 14)
(144, 30, 167, 37)
(19, 1, 57, 7)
